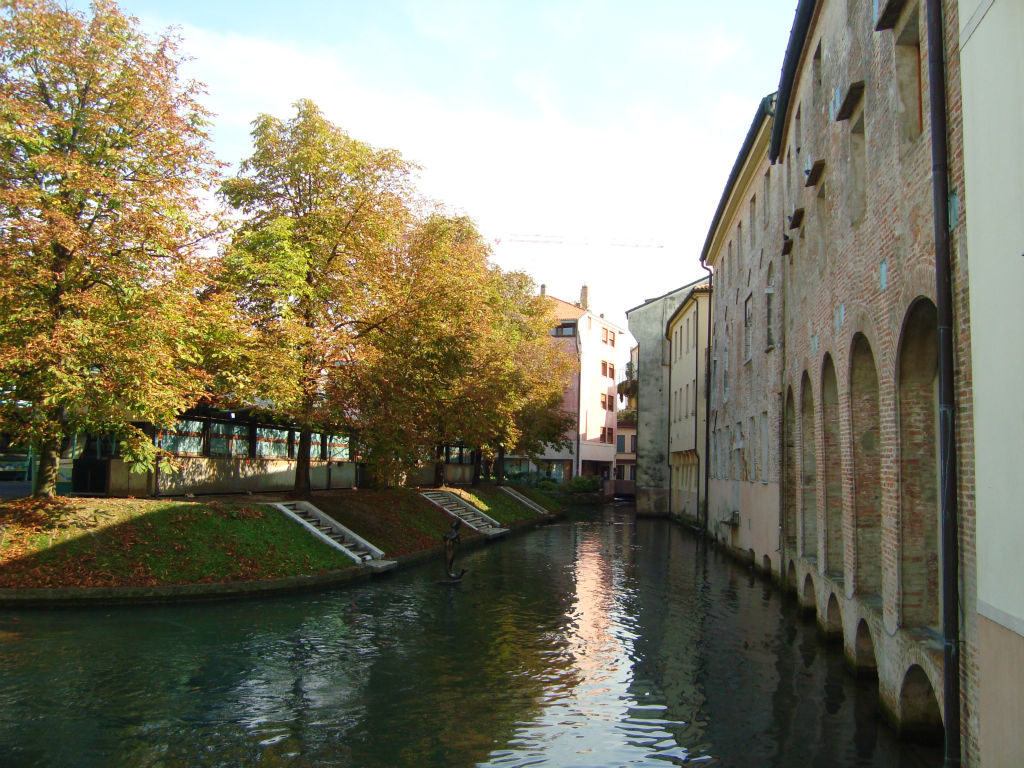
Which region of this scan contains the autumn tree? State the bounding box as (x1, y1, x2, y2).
(342, 215, 576, 487)
(0, 0, 221, 497)
(219, 99, 415, 492)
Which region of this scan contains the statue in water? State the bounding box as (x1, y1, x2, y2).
(443, 520, 466, 582)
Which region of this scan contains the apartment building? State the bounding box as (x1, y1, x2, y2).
(508, 285, 624, 483)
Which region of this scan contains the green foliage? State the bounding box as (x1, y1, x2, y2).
(566, 475, 601, 493)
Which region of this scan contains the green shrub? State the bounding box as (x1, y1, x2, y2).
(566, 475, 601, 492)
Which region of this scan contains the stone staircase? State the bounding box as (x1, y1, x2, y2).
(272, 501, 395, 571)
(499, 486, 552, 516)
(420, 490, 507, 538)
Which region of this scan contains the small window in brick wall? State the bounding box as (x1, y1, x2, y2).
(743, 294, 753, 361)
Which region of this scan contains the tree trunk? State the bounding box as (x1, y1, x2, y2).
(471, 449, 482, 487)
(294, 426, 312, 494)
(33, 436, 62, 498)
(496, 446, 505, 486)
(434, 444, 446, 488)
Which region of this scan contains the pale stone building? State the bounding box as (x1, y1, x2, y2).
(626, 279, 707, 515)
(701, 96, 783, 574)
(665, 282, 710, 525)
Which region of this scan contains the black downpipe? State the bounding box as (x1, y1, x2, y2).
(693, 290, 701, 525)
(575, 333, 582, 479)
(666, 327, 673, 518)
(700, 261, 713, 533)
(925, 1, 961, 764)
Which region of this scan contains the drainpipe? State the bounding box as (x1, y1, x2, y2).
(693, 292, 701, 524)
(925, 1, 960, 764)
(700, 260, 714, 534)
(575, 329, 582, 479)
(666, 319, 673, 519)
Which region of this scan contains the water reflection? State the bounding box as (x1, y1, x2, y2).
(0, 507, 941, 767)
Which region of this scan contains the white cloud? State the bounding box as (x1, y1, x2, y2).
(166, 18, 779, 361)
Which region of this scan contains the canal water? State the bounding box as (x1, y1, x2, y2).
(0, 507, 942, 768)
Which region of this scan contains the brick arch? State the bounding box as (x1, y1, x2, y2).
(853, 619, 877, 676)
(900, 264, 939, 317)
(800, 372, 818, 560)
(842, 303, 892, 380)
(802, 573, 817, 615)
(898, 664, 943, 741)
(822, 592, 843, 639)
(850, 333, 882, 597)
(783, 387, 798, 554)
(897, 298, 939, 631)
(821, 354, 843, 577)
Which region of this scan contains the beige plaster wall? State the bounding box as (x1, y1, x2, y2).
(978, 614, 1024, 765)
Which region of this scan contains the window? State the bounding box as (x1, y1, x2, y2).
(766, 263, 776, 348)
(256, 426, 290, 458)
(327, 435, 350, 460)
(600, 393, 607, 410)
(743, 294, 753, 361)
(763, 170, 770, 228)
(685, 383, 689, 416)
(599, 427, 614, 444)
(692, 378, 698, 415)
(749, 416, 757, 480)
(685, 318, 690, 351)
(617, 434, 626, 452)
(210, 422, 250, 457)
(760, 412, 769, 482)
(850, 110, 867, 223)
(630, 434, 637, 453)
(608, 363, 615, 379)
(310, 432, 324, 460)
(736, 223, 743, 273)
(812, 42, 823, 108)
(795, 104, 802, 157)
(749, 197, 756, 246)
(161, 418, 204, 455)
(552, 323, 576, 336)
(895, 5, 922, 143)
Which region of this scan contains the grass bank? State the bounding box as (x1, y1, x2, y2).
(445, 485, 561, 524)
(0, 497, 354, 589)
(305, 488, 480, 556)
(0, 484, 558, 593)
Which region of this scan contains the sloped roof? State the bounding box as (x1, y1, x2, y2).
(547, 295, 586, 321)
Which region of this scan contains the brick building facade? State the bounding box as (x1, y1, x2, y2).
(694, 0, 982, 761)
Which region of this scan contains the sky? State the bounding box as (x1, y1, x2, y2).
(88, 0, 798, 363)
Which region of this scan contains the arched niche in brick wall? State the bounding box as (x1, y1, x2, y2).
(897, 298, 939, 632)
(783, 387, 799, 555)
(821, 354, 843, 577)
(800, 372, 819, 561)
(850, 333, 882, 598)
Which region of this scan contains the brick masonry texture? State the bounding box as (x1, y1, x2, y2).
(701, 0, 977, 758)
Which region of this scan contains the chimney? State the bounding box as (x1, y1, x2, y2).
(540, 283, 546, 296)
(579, 284, 589, 310)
